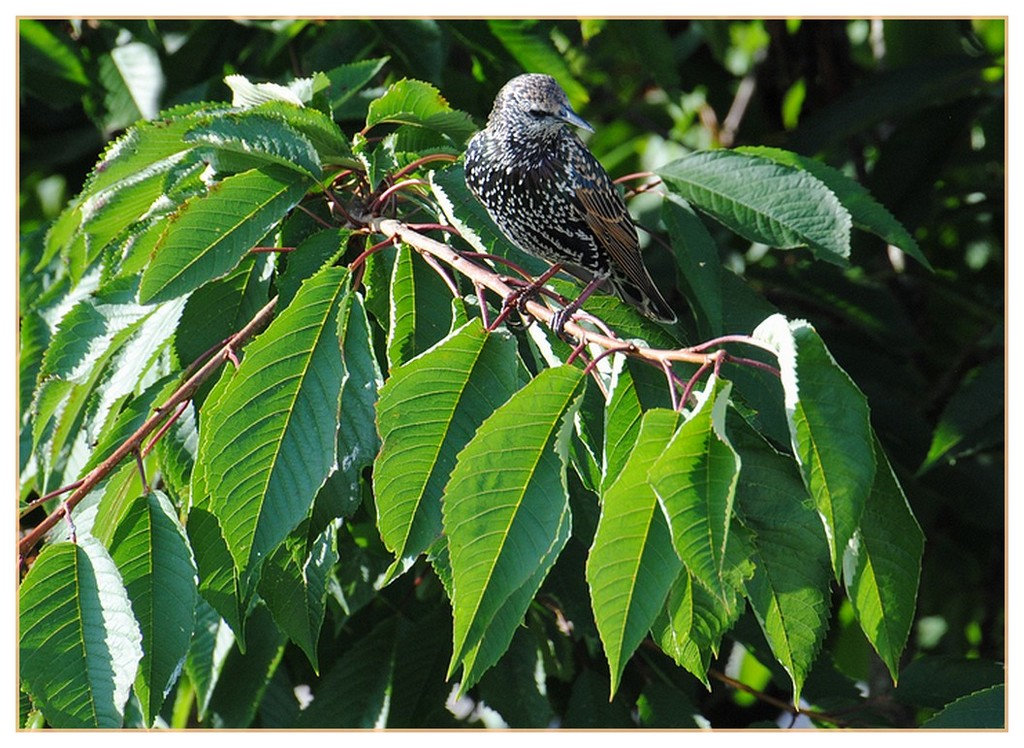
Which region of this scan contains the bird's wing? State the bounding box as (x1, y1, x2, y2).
(568, 143, 649, 284)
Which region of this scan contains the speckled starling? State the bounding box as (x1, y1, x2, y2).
(465, 73, 676, 329)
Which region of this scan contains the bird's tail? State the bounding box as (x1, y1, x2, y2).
(609, 272, 677, 324)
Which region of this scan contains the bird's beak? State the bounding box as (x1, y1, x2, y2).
(559, 106, 594, 133)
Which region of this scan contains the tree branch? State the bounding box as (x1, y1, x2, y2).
(18, 295, 280, 565)
(365, 217, 720, 369)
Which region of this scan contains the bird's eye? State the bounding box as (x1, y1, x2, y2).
(527, 109, 548, 119)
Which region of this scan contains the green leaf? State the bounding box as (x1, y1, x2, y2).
(365, 78, 476, 142)
(313, 291, 382, 525)
(842, 435, 924, 682)
(109, 491, 200, 726)
(38, 278, 150, 384)
(789, 56, 990, 154)
(657, 150, 853, 266)
(601, 361, 644, 492)
(185, 113, 323, 179)
(276, 229, 349, 309)
(661, 196, 724, 336)
(139, 165, 311, 304)
(731, 421, 833, 703)
(18, 19, 89, 105)
(201, 266, 349, 577)
(920, 360, 1002, 472)
(75, 154, 195, 273)
(186, 508, 243, 638)
(386, 247, 460, 369)
(174, 253, 273, 371)
(374, 320, 526, 579)
(184, 600, 235, 721)
(80, 111, 218, 202)
(487, 21, 589, 108)
(587, 408, 684, 695)
(98, 41, 165, 132)
(19, 537, 144, 728)
(649, 375, 742, 606)
(18, 311, 48, 418)
(458, 508, 570, 691)
(922, 684, 1004, 728)
(562, 669, 634, 727)
(444, 365, 585, 677)
(324, 56, 389, 114)
(635, 680, 702, 728)
(249, 101, 353, 163)
(754, 314, 876, 576)
(204, 604, 285, 727)
(652, 569, 741, 687)
(893, 655, 1004, 710)
(475, 629, 554, 728)
(258, 522, 338, 672)
(224, 73, 307, 108)
(737, 145, 931, 270)
(298, 617, 397, 728)
(387, 610, 457, 727)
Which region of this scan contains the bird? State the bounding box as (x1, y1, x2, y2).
(464, 73, 676, 332)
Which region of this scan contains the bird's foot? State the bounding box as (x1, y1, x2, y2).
(487, 283, 539, 331)
(550, 306, 576, 336)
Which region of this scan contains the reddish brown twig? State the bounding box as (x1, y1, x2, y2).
(372, 179, 429, 212)
(19, 479, 85, 517)
(390, 152, 458, 182)
(296, 202, 335, 230)
(708, 669, 849, 727)
(141, 399, 191, 458)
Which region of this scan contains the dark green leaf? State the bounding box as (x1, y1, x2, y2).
(374, 320, 525, 579)
(737, 145, 931, 270)
(587, 408, 683, 695)
(204, 604, 285, 727)
(19, 538, 143, 728)
(893, 655, 1004, 710)
(366, 78, 476, 143)
(386, 247, 460, 369)
(652, 569, 740, 687)
(139, 166, 311, 304)
(649, 376, 742, 606)
(109, 491, 199, 726)
(843, 436, 924, 682)
(444, 365, 585, 679)
(731, 421, 833, 703)
(313, 291, 382, 526)
(922, 684, 1004, 728)
(658, 150, 853, 266)
(754, 314, 875, 576)
(184, 599, 235, 722)
(185, 113, 323, 179)
(258, 522, 338, 672)
(201, 266, 348, 577)
(324, 56, 389, 113)
(298, 617, 397, 728)
(661, 196, 724, 335)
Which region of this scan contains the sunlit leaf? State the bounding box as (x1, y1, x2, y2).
(20, 537, 143, 728)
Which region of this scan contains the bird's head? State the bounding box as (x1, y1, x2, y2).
(488, 73, 593, 138)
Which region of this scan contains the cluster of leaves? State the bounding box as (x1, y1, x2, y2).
(19, 19, 1003, 730)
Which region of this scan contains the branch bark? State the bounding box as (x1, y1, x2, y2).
(366, 217, 719, 369)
